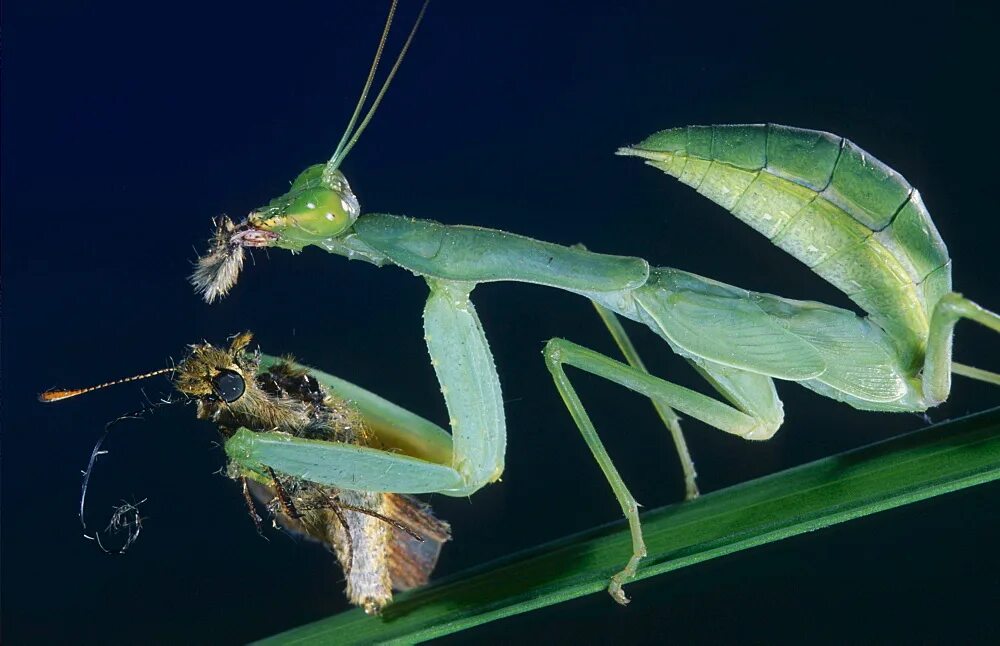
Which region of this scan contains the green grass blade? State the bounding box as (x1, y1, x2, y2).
(258, 408, 1000, 645)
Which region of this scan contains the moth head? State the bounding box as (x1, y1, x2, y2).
(173, 332, 257, 409)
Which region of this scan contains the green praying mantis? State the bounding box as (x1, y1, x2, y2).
(188, 1, 1000, 605)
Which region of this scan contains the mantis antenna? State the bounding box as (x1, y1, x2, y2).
(38, 367, 175, 402)
(329, 0, 398, 165)
(329, 0, 430, 171)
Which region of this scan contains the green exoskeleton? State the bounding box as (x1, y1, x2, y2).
(191, 7, 1000, 607)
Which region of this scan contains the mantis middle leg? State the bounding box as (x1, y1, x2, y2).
(543, 338, 784, 604)
(591, 302, 699, 500)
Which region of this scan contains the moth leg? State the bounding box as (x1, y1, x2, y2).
(267, 466, 302, 519)
(240, 476, 263, 535)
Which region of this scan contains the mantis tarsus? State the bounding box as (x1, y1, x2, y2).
(191, 2, 1000, 605)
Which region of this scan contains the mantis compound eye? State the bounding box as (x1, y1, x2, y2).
(284, 186, 359, 236)
(211, 369, 245, 403)
(246, 168, 360, 247)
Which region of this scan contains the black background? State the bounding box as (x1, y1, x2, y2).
(3, 1, 999, 643)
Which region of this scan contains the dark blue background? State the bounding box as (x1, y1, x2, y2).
(4, 1, 998, 643)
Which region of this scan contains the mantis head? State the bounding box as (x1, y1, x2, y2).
(246, 162, 361, 247)
(189, 0, 427, 303)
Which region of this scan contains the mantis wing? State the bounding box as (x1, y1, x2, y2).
(634, 268, 910, 403)
(754, 295, 911, 403)
(634, 269, 826, 381)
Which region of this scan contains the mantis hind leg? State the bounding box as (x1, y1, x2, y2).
(952, 362, 1000, 387)
(543, 338, 784, 604)
(923, 293, 1000, 405)
(590, 301, 699, 500)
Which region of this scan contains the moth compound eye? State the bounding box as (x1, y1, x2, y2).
(211, 369, 245, 403)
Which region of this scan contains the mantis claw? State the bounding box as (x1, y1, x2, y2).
(608, 581, 632, 606)
(608, 548, 645, 606)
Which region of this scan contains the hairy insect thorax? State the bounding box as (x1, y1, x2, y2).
(174, 334, 369, 445)
(621, 124, 953, 371)
(248, 161, 361, 250)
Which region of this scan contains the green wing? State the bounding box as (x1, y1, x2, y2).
(634, 269, 825, 380)
(619, 124, 953, 370)
(752, 293, 910, 402)
(635, 268, 910, 402)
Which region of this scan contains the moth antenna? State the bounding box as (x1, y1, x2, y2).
(39, 367, 175, 403)
(334, 498, 426, 542)
(330, 0, 398, 166)
(329, 0, 429, 171)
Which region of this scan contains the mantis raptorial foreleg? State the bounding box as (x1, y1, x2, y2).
(542, 338, 785, 603)
(422, 279, 506, 494)
(226, 278, 507, 498)
(590, 302, 699, 500)
(923, 293, 1000, 405)
(226, 429, 466, 493)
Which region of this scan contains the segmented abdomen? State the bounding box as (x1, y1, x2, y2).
(621, 124, 951, 370)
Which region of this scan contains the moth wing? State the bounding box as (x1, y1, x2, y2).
(383, 494, 451, 590)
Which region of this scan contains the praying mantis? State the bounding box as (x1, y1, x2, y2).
(189, 1, 1000, 606)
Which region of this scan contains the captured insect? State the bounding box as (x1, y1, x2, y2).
(186, 0, 1000, 607)
(40, 332, 451, 615)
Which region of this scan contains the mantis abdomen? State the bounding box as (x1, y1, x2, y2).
(619, 124, 951, 370)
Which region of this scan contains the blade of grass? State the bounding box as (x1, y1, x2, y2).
(258, 407, 1000, 645)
